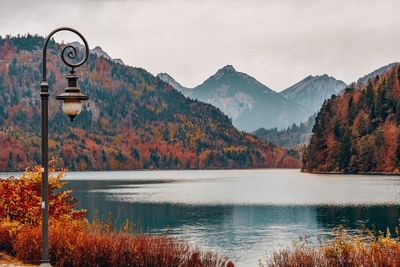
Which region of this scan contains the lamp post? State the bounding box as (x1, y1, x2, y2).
(40, 27, 89, 266)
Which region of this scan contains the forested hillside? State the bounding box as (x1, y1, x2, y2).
(0, 34, 299, 171)
(253, 114, 316, 148)
(303, 64, 400, 173)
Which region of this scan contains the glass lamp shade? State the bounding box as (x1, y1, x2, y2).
(62, 99, 83, 121)
(56, 72, 89, 121)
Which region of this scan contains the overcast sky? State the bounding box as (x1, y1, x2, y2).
(1, 0, 400, 91)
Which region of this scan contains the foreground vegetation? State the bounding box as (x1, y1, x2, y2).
(1, 219, 227, 266)
(0, 162, 229, 266)
(264, 227, 400, 267)
(2, 162, 400, 266)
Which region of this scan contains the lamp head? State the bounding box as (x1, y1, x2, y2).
(56, 71, 89, 121)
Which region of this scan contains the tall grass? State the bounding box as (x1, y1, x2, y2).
(1, 219, 228, 267)
(264, 227, 400, 267)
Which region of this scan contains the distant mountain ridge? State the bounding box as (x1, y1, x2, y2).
(158, 66, 347, 131)
(191, 65, 314, 131)
(158, 65, 312, 131)
(280, 74, 347, 112)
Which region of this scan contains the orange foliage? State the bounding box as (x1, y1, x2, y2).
(381, 120, 398, 171)
(0, 160, 86, 226)
(199, 150, 212, 169)
(304, 64, 400, 173)
(12, 220, 228, 267)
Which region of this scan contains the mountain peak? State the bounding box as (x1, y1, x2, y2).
(91, 46, 109, 58)
(221, 65, 236, 72)
(190, 65, 311, 131)
(89, 46, 124, 65)
(92, 45, 104, 52)
(215, 65, 236, 75)
(213, 65, 237, 79)
(318, 74, 339, 81)
(280, 74, 347, 112)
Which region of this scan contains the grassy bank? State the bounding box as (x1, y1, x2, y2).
(0, 219, 227, 267)
(263, 227, 400, 267)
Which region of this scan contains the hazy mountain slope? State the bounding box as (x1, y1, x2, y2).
(357, 62, 399, 85)
(187, 65, 312, 131)
(157, 73, 192, 96)
(280, 74, 347, 112)
(0, 34, 299, 171)
(303, 64, 400, 174)
(253, 114, 317, 148)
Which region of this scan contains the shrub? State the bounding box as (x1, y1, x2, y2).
(0, 223, 12, 254)
(0, 220, 22, 255)
(0, 160, 86, 226)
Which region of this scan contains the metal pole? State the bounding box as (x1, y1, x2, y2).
(40, 27, 89, 267)
(40, 81, 50, 266)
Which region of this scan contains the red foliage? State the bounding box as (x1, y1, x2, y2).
(381, 120, 398, 172)
(12, 220, 229, 267)
(0, 161, 86, 225)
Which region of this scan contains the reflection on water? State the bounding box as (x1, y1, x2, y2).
(59, 169, 400, 267)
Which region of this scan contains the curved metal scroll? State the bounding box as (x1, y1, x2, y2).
(42, 27, 89, 81)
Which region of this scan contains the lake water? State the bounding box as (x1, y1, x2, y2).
(3, 169, 400, 266)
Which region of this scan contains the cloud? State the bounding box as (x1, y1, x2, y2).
(1, 0, 399, 90)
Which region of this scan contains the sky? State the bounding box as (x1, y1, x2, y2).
(1, 0, 400, 91)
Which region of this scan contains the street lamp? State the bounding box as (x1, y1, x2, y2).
(40, 27, 89, 266)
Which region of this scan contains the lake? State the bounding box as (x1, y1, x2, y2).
(3, 169, 400, 266)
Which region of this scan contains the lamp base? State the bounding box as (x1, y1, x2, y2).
(40, 261, 52, 267)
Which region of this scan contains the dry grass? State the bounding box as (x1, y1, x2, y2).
(0, 219, 228, 267)
(264, 227, 400, 267)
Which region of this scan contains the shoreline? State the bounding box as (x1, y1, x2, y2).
(301, 169, 400, 176)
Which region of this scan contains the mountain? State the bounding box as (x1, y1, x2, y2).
(157, 73, 192, 96)
(302, 64, 400, 174)
(90, 45, 124, 65)
(174, 65, 311, 131)
(69, 42, 125, 65)
(253, 114, 317, 148)
(280, 74, 347, 112)
(356, 62, 398, 85)
(0, 34, 299, 171)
